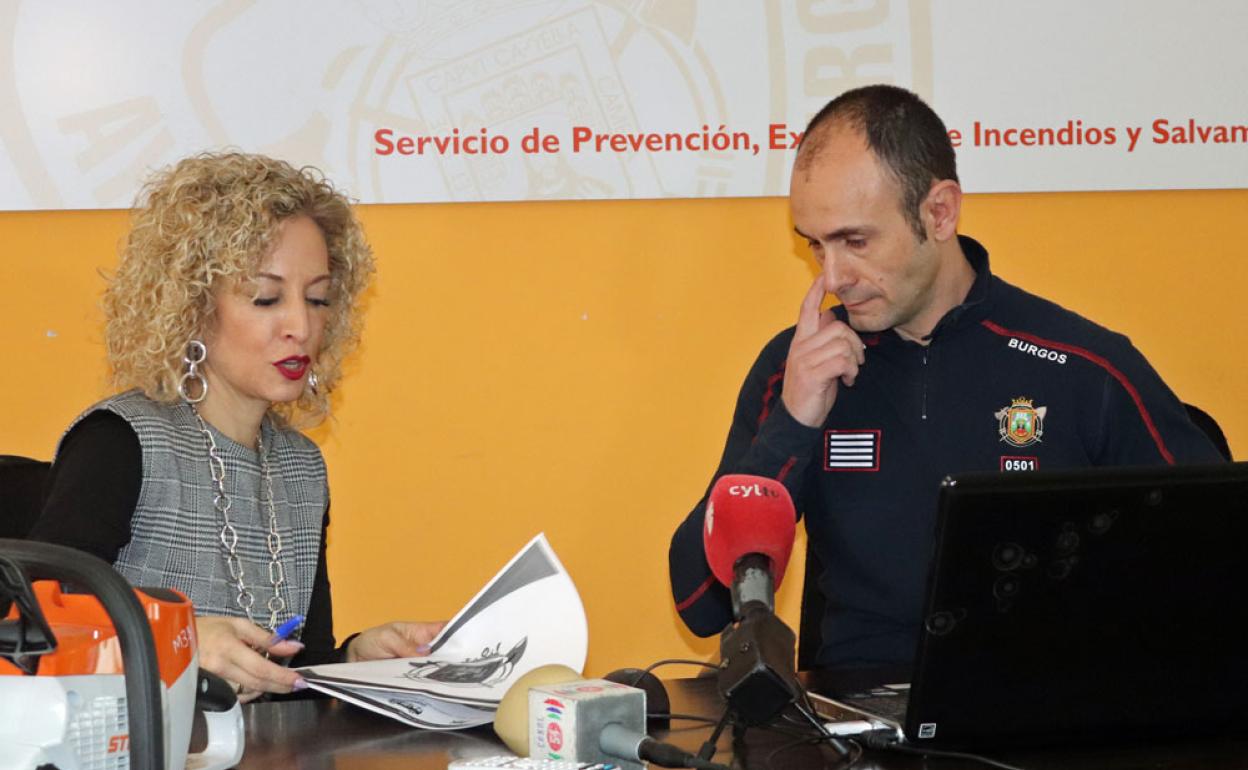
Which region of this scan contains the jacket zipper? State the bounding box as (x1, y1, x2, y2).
(921, 347, 932, 420)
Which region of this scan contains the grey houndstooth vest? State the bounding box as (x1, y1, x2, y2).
(61, 390, 326, 629)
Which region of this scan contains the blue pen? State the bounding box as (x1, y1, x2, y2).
(266, 614, 305, 647)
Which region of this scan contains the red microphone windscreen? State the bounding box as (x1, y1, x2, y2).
(703, 474, 796, 589)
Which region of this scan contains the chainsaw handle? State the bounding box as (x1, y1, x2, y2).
(190, 701, 245, 770)
(0, 538, 165, 770)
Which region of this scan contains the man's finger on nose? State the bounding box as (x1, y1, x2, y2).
(796, 275, 829, 337)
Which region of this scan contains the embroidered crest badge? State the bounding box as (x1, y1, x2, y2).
(995, 397, 1047, 447)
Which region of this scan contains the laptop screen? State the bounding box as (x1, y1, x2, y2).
(900, 462, 1248, 746)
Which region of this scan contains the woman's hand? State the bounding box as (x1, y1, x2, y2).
(346, 621, 448, 663)
(195, 616, 307, 701)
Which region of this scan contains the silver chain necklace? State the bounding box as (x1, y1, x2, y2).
(191, 406, 288, 632)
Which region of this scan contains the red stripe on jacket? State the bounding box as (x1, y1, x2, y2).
(675, 576, 716, 612)
(757, 368, 785, 428)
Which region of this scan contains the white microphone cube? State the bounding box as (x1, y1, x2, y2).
(529, 678, 646, 770)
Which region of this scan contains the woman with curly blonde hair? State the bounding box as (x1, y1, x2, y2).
(33, 152, 442, 699)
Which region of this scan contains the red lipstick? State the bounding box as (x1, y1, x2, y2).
(274, 356, 311, 381)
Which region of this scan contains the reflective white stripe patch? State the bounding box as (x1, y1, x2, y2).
(825, 429, 881, 472)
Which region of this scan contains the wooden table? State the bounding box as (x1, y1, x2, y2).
(233, 677, 1248, 769)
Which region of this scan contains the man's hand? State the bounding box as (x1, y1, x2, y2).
(195, 616, 307, 701)
(346, 621, 448, 663)
(781, 275, 866, 428)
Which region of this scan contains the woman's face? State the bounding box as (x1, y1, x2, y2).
(202, 215, 332, 414)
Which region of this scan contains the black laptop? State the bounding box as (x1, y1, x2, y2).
(808, 462, 1248, 747)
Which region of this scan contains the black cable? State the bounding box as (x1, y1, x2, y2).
(764, 736, 820, 770)
(765, 721, 832, 740)
(649, 712, 720, 726)
(696, 704, 732, 763)
(842, 740, 864, 769)
(791, 698, 851, 757)
(762, 691, 879, 769)
(776, 698, 813, 730)
(739, 680, 855, 763)
(634, 736, 733, 770)
(859, 731, 1028, 770)
(773, 703, 835, 741)
(626, 657, 720, 686)
(615, 658, 740, 770)
(628, 657, 864, 768)
(628, 656, 727, 764)
(765, 735, 863, 770)
(634, 658, 1021, 770)
(691, 698, 834, 762)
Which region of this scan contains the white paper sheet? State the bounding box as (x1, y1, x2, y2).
(300, 533, 587, 725)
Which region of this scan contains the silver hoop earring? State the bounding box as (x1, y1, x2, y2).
(307, 370, 320, 395)
(177, 340, 209, 403)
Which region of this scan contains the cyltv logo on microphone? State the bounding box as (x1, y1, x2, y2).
(727, 482, 781, 498)
(706, 482, 781, 535)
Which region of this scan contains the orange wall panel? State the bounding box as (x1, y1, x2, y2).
(2, 189, 1243, 675)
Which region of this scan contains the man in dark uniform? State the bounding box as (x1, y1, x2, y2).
(669, 85, 1225, 668)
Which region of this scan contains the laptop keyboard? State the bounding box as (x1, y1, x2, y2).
(838, 687, 910, 723)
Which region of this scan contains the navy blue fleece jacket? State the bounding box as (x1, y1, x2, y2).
(669, 236, 1224, 667)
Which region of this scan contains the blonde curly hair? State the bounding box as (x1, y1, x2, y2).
(103, 151, 375, 425)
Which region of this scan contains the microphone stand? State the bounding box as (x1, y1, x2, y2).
(717, 554, 799, 726)
(697, 553, 807, 764)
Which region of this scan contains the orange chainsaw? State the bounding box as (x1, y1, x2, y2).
(0, 538, 244, 770)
